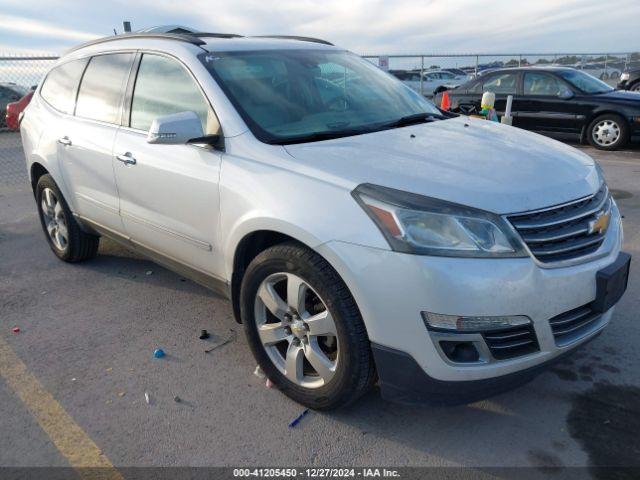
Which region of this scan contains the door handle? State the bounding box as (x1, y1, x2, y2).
(57, 136, 72, 146)
(115, 152, 137, 166)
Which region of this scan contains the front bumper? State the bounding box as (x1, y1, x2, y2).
(317, 204, 624, 401)
(371, 333, 603, 405)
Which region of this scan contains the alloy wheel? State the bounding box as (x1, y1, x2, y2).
(592, 119, 621, 147)
(254, 272, 338, 388)
(41, 187, 68, 251)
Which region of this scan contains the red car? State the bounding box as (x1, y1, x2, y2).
(5, 90, 34, 131)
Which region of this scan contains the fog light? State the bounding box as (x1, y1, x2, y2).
(440, 341, 480, 363)
(422, 312, 531, 332)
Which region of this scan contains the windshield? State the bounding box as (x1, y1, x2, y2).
(556, 69, 613, 94)
(199, 49, 442, 144)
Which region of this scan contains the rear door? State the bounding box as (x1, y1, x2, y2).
(479, 71, 520, 114)
(514, 71, 580, 133)
(60, 53, 134, 231)
(454, 71, 520, 115)
(112, 52, 223, 275)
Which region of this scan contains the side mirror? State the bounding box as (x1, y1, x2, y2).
(147, 111, 205, 145)
(558, 89, 574, 100)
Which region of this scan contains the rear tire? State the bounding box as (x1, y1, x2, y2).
(240, 242, 376, 410)
(630, 81, 640, 92)
(587, 114, 629, 151)
(36, 174, 100, 262)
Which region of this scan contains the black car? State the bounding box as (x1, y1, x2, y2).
(436, 67, 640, 150)
(617, 67, 640, 92)
(0, 83, 28, 128)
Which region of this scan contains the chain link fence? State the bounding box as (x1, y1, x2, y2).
(1, 55, 58, 187)
(363, 52, 640, 96)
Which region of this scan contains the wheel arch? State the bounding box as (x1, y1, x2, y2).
(627, 78, 640, 91)
(581, 109, 631, 143)
(229, 229, 317, 324)
(30, 161, 49, 195)
(585, 109, 631, 129)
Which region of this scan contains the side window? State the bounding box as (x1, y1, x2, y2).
(482, 72, 518, 94)
(40, 59, 88, 114)
(130, 54, 219, 134)
(75, 53, 134, 124)
(524, 72, 566, 96)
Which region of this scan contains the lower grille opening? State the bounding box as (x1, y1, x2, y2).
(482, 325, 539, 360)
(549, 304, 603, 346)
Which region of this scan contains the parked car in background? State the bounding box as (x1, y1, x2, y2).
(442, 68, 469, 79)
(1, 83, 29, 128)
(579, 62, 622, 81)
(390, 69, 465, 96)
(436, 67, 640, 150)
(5, 88, 35, 131)
(617, 67, 640, 91)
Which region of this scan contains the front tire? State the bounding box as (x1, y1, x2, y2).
(240, 242, 376, 410)
(587, 114, 629, 151)
(36, 174, 100, 262)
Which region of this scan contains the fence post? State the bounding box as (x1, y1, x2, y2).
(418, 56, 424, 96)
(604, 54, 608, 77)
(518, 55, 522, 67)
(475, 55, 479, 76)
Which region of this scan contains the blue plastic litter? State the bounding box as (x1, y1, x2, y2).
(288, 409, 309, 428)
(153, 348, 165, 358)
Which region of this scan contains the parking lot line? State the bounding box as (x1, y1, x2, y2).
(0, 336, 123, 479)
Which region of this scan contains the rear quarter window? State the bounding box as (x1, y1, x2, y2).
(40, 59, 88, 114)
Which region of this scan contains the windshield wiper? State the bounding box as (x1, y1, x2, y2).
(272, 127, 379, 145)
(383, 112, 447, 129)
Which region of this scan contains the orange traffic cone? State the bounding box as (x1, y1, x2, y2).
(440, 91, 451, 111)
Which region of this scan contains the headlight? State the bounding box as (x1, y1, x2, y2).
(620, 72, 630, 81)
(352, 184, 526, 257)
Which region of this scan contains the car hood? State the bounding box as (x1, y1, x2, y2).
(284, 116, 600, 214)
(597, 90, 640, 102)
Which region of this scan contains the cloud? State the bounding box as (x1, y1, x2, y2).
(0, 14, 99, 43)
(0, 0, 638, 55)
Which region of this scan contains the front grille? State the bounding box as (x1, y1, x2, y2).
(507, 184, 611, 264)
(482, 325, 539, 360)
(549, 304, 604, 347)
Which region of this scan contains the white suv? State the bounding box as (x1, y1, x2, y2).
(21, 32, 630, 409)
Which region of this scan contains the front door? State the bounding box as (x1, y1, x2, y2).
(113, 52, 223, 276)
(514, 71, 580, 134)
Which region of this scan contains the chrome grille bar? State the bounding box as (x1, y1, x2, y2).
(507, 184, 611, 264)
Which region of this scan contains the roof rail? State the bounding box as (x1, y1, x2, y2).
(252, 35, 334, 46)
(67, 32, 207, 53)
(191, 32, 244, 39)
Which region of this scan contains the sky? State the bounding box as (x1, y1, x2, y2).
(1, 0, 639, 57)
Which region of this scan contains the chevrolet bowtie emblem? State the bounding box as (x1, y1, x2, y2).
(588, 211, 611, 235)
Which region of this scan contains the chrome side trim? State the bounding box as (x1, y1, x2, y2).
(120, 210, 212, 251)
(74, 214, 228, 297)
